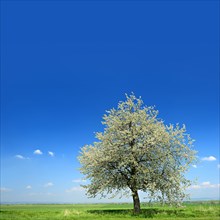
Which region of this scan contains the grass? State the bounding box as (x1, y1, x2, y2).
(0, 201, 219, 220)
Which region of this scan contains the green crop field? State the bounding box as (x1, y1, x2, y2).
(0, 201, 219, 220)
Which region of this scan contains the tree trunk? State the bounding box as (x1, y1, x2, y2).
(132, 190, 141, 214)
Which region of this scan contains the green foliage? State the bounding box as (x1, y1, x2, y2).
(0, 202, 219, 220)
(78, 94, 197, 208)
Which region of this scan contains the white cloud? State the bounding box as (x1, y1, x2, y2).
(201, 156, 216, 161)
(201, 181, 211, 186)
(15, 154, 25, 159)
(0, 187, 12, 192)
(188, 181, 220, 189)
(72, 179, 86, 183)
(26, 185, 32, 189)
(44, 182, 54, 187)
(48, 151, 54, 157)
(65, 186, 84, 193)
(34, 149, 43, 155)
(190, 184, 201, 189)
(192, 165, 197, 168)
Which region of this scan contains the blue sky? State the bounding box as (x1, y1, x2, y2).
(1, 1, 219, 203)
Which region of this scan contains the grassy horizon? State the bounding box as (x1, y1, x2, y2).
(0, 201, 219, 220)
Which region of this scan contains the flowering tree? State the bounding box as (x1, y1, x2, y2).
(78, 94, 196, 214)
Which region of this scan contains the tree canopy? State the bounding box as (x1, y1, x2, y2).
(78, 94, 196, 213)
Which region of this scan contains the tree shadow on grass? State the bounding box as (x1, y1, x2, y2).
(88, 208, 185, 218)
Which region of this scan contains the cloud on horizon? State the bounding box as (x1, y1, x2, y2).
(201, 156, 217, 161)
(48, 151, 54, 157)
(44, 182, 54, 187)
(34, 149, 43, 155)
(189, 181, 220, 190)
(65, 186, 84, 193)
(0, 187, 12, 192)
(72, 179, 87, 183)
(15, 155, 26, 159)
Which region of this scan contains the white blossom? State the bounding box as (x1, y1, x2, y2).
(78, 94, 196, 212)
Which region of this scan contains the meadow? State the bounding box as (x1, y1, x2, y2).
(0, 201, 219, 220)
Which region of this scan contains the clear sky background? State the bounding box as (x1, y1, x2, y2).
(1, 1, 219, 203)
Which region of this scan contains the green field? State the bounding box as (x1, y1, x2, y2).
(0, 201, 219, 220)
